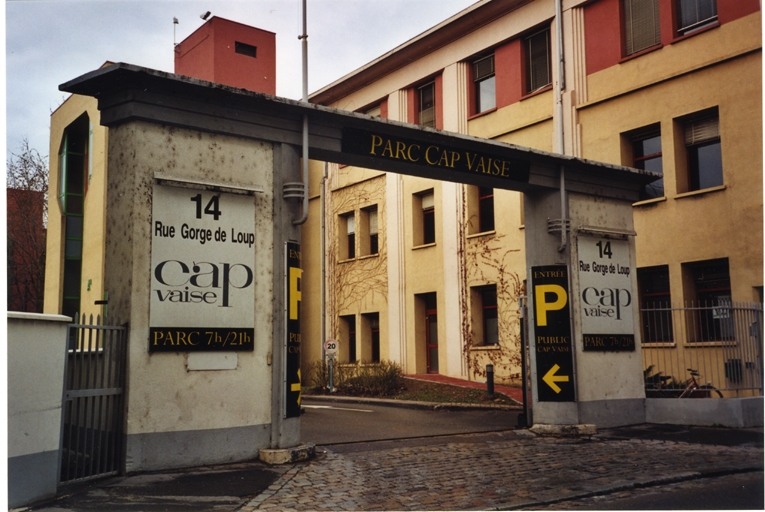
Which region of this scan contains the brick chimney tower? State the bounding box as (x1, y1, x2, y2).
(174, 16, 276, 95)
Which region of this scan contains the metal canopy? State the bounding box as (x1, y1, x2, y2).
(60, 62, 660, 201)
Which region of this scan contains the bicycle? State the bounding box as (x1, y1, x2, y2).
(678, 368, 723, 398)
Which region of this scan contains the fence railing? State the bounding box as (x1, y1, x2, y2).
(641, 301, 763, 397)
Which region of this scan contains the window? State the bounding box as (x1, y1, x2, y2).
(684, 111, 722, 191)
(360, 206, 379, 256)
(473, 285, 499, 346)
(683, 258, 733, 342)
(473, 54, 496, 114)
(629, 124, 664, 199)
(416, 293, 439, 374)
(58, 114, 90, 324)
(419, 191, 435, 245)
(340, 315, 356, 362)
(340, 212, 355, 259)
(362, 313, 380, 363)
(235, 41, 257, 58)
(525, 28, 551, 94)
(366, 105, 381, 118)
(638, 266, 673, 343)
(623, 0, 661, 55)
(418, 82, 436, 128)
(677, 0, 717, 35)
(478, 187, 495, 232)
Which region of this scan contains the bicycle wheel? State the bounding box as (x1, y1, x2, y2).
(687, 385, 723, 398)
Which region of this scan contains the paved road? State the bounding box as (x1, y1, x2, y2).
(244, 428, 763, 511)
(301, 397, 520, 444)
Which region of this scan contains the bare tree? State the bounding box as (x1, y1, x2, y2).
(7, 139, 48, 312)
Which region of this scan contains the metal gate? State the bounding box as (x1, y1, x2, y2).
(59, 315, 127, 484)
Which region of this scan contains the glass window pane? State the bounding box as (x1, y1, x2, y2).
(477, 76, 496, 112)
(66, 216, 83, 238)
(65, 239, 82, 259)
(696, 142, 723, 189)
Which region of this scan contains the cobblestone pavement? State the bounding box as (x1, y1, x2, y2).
(240, 430, 763, 511)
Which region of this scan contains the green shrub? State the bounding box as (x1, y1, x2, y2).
(305, 360, 403, 397)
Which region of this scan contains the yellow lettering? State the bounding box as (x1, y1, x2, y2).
(437, 149, 451, 167)
(425, 145, 439, 165)
(381, 140, 394, 158)
(370, 134, 383, 155)
(501, 160, 511, 177)
(395, 141, 407, 160)
(491, 158, 501, 175)
(166, 331, 176, 345)
(153, 331, 164, 346)
(178, 331, 188, 345)
(189, 331, 200, 345)
(289, 266, 303, 320)
(466, 152, 477, 170)
(407, 144, 421, 162)
(449, 151, 461, 168)
(535, 284, 568, 327)
(476, 157, 488, 174)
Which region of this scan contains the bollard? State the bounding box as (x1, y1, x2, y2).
(486, 364, 495, 399)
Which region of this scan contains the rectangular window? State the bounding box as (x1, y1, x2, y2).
(366, 105, 381, 118)
(363, 312, 380, 363)
(629, 124, 664, 199)
(685, 112, 722, 191)
(478, 187, 495, 232)
(638, 266, 673, 343)
(368, 207, 378, 255)
(473, 54, 496, 114)
(683, 258, 732, 342)
(481, 286, 499, 345)
(340, 315, 356, 363)
(677, 0, 717, 35)
(235, 41, 257, 58)
(525, 28, 551, 94)
(418, 293, 438, 374)
(624, 0, 661, 55)
(421, 192, 435, 245)
(340, 212, 355, 259)
(418, 82, 436, 128)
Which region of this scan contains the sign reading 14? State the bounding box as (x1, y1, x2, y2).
(596, 240, 612, 259)
(190, 194, 222, 220)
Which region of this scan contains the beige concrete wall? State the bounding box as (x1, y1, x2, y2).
(104, 121, 274, 451)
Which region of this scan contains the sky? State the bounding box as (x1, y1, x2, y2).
(6, 0, 480, 161)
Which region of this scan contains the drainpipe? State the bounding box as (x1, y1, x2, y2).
(555, 0, 567, 253)
(320, 162, 327, 364)
(293, 0, 309, 225)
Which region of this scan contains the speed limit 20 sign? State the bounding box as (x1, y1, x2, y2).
(324, 339, 338, 356)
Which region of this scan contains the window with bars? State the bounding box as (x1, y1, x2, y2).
(623, 0, 661, 55)
(628, 124, 664, 199)
(525, 28, 551, 94)
(684, 111, 722, 191)
(637, 265, 673, 343)
(677, 0, 718, 35)
(473, 54, 496, 114)
(418, 82, 436, 128)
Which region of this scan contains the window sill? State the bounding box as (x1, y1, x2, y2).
(619, 44, 662, 64)
(468, 108, 497, 121)
(641, 342, 676, 348)
(521, 85, 552, 101)
(672, 21, 720, 43)
(470, 344, 501, 351)
(358, 253, 379, 261)
(413, 242, 436, 251)
(338, 257, 356, 264)
(466, 230, 496, 240)
(675, 185, 726, 200)
(685, 341, 737, 348)
(633, 196, 667, 207)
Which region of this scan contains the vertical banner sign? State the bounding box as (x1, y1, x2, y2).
(285, 241, 302, 418)
(150, 185, 256, 352)
(532, 265, 575, 402)
(578, 236, 635, 351)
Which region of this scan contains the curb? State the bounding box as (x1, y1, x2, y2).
(492, 466, 764, 510)
(259, 443, 316, 465)
(302, 394, 521, 411)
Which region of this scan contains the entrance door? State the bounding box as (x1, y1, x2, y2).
(424, 293, 438, 373)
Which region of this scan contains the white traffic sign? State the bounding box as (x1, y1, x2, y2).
(324, 339, 339, 355)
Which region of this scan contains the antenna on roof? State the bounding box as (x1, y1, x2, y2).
(200, 11, 211, 21)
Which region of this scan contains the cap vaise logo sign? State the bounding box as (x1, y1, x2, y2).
(577, 236, 636, 352)
(149, 184, 256, 352)
(532, 265, 575, 402)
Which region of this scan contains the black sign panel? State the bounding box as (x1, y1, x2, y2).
(582, 334, 635, 352)
(149, 327, 254, 352)
(531, 265, 575, 402)
(342, 128, 530, 184)
(285, 241, 302, 418)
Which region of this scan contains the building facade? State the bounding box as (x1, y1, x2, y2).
(303, 0, 763, 386)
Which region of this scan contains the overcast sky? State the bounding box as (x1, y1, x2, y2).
(6, 0, 479, 161)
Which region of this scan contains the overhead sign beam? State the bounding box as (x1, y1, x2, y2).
(60, 63, 660, 201)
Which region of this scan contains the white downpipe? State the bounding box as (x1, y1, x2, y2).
(294, 0, 309, 225)
(320, 162, 327, 362)
(555, 0, 567, 253)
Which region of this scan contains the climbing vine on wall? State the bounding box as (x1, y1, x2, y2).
(459, 186, 525, 384)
